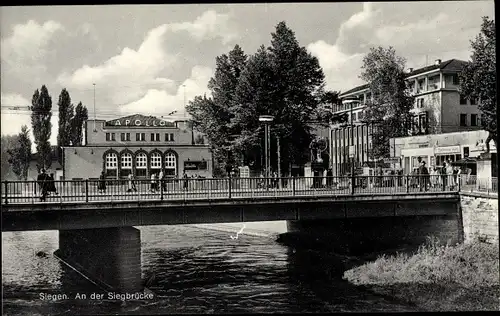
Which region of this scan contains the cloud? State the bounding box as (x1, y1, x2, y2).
(1, 20, 64, 64)
(1, 93, 58, 152)
(57, 10, 235, 109)
(307, 2, 486, 92)
(120, 65, 213, 118)
(167, 10, 238, 44)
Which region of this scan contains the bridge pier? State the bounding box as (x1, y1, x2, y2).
(54, 227, 142, 293)
(284, 215, 460, 255)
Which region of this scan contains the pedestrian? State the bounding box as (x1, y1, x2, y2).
(127, 173, 137, 192)
(159, 169, 164, 191)
(150, 173, 157, 192)
(37, 168, 49, 201)
(182, 170, 188, 190)
(47, 172, 57, 195)
(98, 171, 106, 193)
(446, 162, 454, 189)
(441, 162, 448, 190)
(418, 160, 429, 191)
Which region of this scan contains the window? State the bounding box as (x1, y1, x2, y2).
(121, 133, 125, 141)
(358, 111, 364, 121)
(164, 152, 177, 176)
(165, 133, 169, 141)
(106, 133, 110, 141)
(471, 114, 478, 126)
(126, 133, 130, 141)
(470, 98, 477, 105)
(141, 133, 145, 141)
(460, 114, 467, 126)
(169, 133, 174, 141)
(452, 74, 460, 85)
(460, 94, 467, 105)
(151, 133, 155, 141)
(111, 133, 116, 141)
(136, 133, 140, 141)
(150, 152, 162, 170)
(418, 79, 425, 92)
(105, 152, 118, 177)
(156, 133, 160, 141)
(353, 112, 358, 122)
(417, 98, 425, 108)
(135, 152, 147, 177)
(120, 152, 132, 177)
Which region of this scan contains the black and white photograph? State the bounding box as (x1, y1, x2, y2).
(1, 1, 498, 314)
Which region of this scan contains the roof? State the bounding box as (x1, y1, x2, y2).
(339, 59, 469, 97)
(104, 114, 176, 127)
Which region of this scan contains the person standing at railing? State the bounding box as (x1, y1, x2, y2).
(127, 173, 137, 192)
(159, 169, 165, 191)
(446, 161, 454, 190)
(36, 169, 49, 201)
(98, 171, 106, 193)
(418, 161, 429, 192)
(453, 166, 461, 190)
(182, 170, 188, 190)
(47, 172, 57, 195)
(150, 173, 157, 192)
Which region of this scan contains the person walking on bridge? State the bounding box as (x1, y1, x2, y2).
(98, 171, 107, 193)
(37, 169, 49, 201)
(418, 161, 429, 191)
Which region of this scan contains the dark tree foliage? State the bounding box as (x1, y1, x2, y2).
(57, 88, 74, 147)
(460, 16, 497, 152)
(359, 46, 414, 159)
(7, 125, 32, 180)
(31, 85, 53, 169)
(1, 135, 20, 180)
(70, 102, 88, 146)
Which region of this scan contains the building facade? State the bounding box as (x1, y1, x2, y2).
(330, 59, 483, 176)
(392, 130, 497, 174)
(63, 114, 212, 180)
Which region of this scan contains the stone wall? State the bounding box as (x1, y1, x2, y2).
(460, 193, 498, 244)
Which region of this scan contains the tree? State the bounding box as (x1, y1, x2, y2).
(7, 126, 32, 180)
(359, 46, 414, 159)
(31, 85, 53, 170)
(186, 45, 248, 175)
(57, 88, 74, 147)
(1, 135, 20, 180)
(70, 102, 88, 146)
(460, 16, 496, 152)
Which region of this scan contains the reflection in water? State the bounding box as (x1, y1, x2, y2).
(2, 225, 417, 315)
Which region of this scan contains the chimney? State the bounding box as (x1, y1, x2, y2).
(435, 59, 442, 65)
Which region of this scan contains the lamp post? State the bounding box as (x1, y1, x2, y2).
(342, 97, 360, 193)
(259, 115, 274, 179)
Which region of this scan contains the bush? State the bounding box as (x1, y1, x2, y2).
(343, 238, 499, 288)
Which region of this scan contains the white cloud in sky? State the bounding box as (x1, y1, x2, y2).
(120, 65, 213, 118)
(1, 93, 58, 152)
(167, 10, 238, 44)
(58, 10, 235, 117)
(307, 2, 480, 93)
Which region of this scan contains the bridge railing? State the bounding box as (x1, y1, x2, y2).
(459, 175, 498, 195)
(1, 175, 459, 205)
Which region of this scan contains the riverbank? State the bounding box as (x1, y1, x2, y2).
(343, 239, 500, 311)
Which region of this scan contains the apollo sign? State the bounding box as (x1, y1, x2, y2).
(107, 119, 172, 127)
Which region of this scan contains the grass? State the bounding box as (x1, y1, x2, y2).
(343, 237, 500, 311)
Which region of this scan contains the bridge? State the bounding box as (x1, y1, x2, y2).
(1, 175, 462, 294)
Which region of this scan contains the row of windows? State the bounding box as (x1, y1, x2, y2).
(460, 95, 478, 105)
(105, 152, 177, 170)
(459, 113, 482, 127)
(105, 132, 175, 142)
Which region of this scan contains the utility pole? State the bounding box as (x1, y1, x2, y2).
(183, 84, 187, 119)
(277, 136, 281, 188)
(93, 83, 96, 132)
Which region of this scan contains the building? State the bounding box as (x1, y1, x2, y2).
(392, 130, 497, 175)
(63, 114, 212, 180)
(330, 58, 483, 176)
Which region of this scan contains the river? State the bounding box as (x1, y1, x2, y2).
(2, 222, 418, 314)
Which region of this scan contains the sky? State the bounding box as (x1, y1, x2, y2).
(0, 1, 495, 149)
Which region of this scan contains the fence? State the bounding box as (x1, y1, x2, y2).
(459, 175, 498, 195)
(1, 175, 460, 205)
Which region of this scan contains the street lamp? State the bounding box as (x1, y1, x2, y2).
(342, 97, 360, 192)
(259, 115, 274, 179)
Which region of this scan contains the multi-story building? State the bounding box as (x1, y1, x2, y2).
(329, 58, 483, 176)
(63, 114, 212, 180)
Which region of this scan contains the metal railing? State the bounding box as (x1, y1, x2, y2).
(1, 175, 460, 205)
(459, 175, 498, 195)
